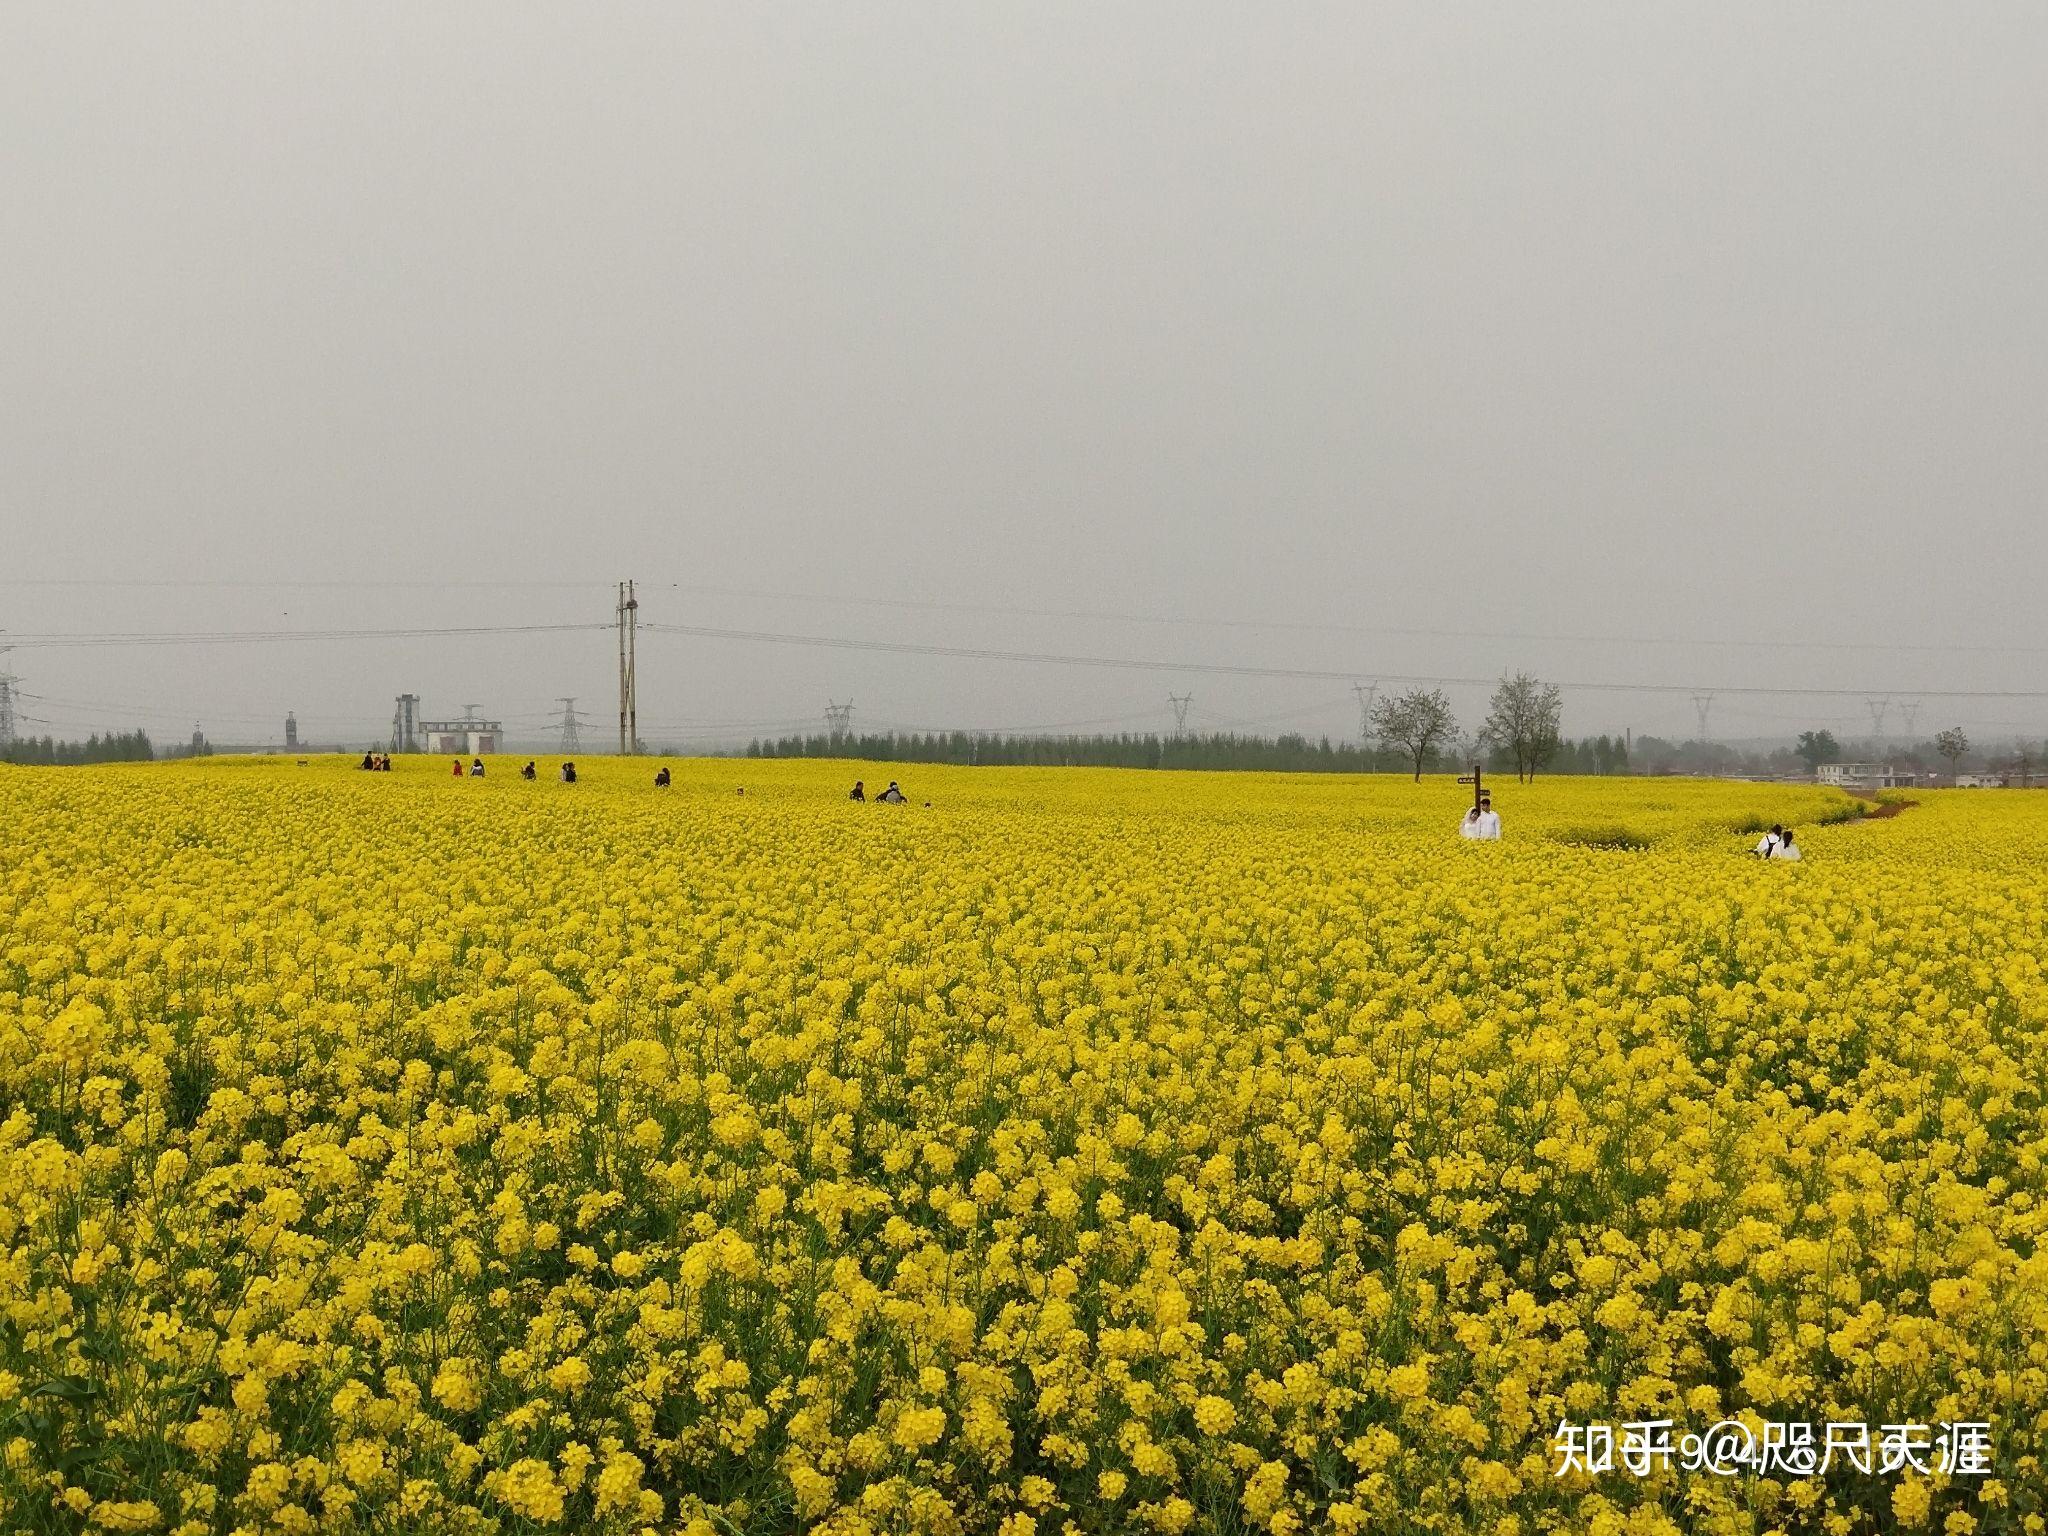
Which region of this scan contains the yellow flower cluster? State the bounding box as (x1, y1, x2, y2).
(1, 756, 2043, 1534)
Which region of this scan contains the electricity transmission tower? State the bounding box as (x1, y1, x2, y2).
(1865, 697, 1890, 744)
(1168, 694, 1193, 738)
(0, 631, 16, 754)
(1690, 692, 1714, 742)
(1898, 700, 1922, 739)
(824, 700, 854, 742)
(1352, 682, 1379, 748)
(555, 697, 584, 752)
(615, 580, 638, 754)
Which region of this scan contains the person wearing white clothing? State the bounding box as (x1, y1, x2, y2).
(1754, 823, 1783, 858)
(1473, 795, 1502, 840)
(1459, 808, 1484, 839)
(1771, 828, 1802, 861)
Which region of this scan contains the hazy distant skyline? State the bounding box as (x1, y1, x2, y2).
(6, 5, 2047, 748)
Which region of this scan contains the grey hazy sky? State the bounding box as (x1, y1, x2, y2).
(5, 3, 2046, 749)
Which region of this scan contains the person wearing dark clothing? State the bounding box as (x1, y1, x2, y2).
(469, 758, 485, 777)
(521, 761, 537, 780)
(560, 762, 577, 783)
(654, 767, 671, 787)
(877, 781, 907, 804)
(849, 781, 865, 802)
(361, 751, 376, 770)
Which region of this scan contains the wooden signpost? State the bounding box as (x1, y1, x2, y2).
(1456, 763, 1483, 814)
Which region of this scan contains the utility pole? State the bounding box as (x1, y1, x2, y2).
(1168, 693, 1192, 738)
(616, 580, 638, 754)
(556, 697, 583, 753)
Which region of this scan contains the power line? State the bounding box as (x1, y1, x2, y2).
(639, 620, 2048, 702)
(5, 622, 609, 649)
(623, 582, 2048, 660)
(6, 573, 2044, 658)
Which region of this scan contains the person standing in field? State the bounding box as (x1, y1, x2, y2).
(521, 761, 537, 780)
(877, 780, 907, 803)
(469, 758, 485, 777)
(654, 766, 670, 787)
(560, 762, 577, 784)
(1474, 794, 1501, 839)
(849, 780, 865, 802)
(1459, 806, 1483, 838)
(452, 758, 464, 777)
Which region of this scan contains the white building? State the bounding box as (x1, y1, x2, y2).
(421, 718, 502, 755)
(1817, 762, 1918, 789)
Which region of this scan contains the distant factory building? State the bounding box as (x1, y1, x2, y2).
(1817, 762, 1918, 789)
(421, 717, 502, 755)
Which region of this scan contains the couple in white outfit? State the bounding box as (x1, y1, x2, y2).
(1754, 823, 1803, 861)
(1459, 796, 1502, 840)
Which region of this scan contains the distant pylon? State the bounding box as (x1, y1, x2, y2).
(1690, 692, 1714, 742)
(1168, 693, 1193, 737)
(556, 697, 583, 752)
(1352, 682, 1379, 748)
(0, 636, 17, 753)
(1865, 697, 1890, 743)
(825, 700, 853, 741)
(1898, 700, 1922, 739)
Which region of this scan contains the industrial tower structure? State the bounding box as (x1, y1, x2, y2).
(390, 694, 420, 753)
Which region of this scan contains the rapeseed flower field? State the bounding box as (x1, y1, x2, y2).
(2, 758, 2044, 1535)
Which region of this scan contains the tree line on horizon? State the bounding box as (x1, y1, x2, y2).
(743, 719, 1631, 776)
(2, 729, 156, 766)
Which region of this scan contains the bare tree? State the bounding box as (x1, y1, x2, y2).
(1935, 726, 1970, 781)
(1372, 688, 1457, 782)
(1481, 672, 1565, 782)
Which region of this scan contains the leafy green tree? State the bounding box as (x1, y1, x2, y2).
(1794, 730, 1842, 772)
(1935, 727, 1970, 779)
